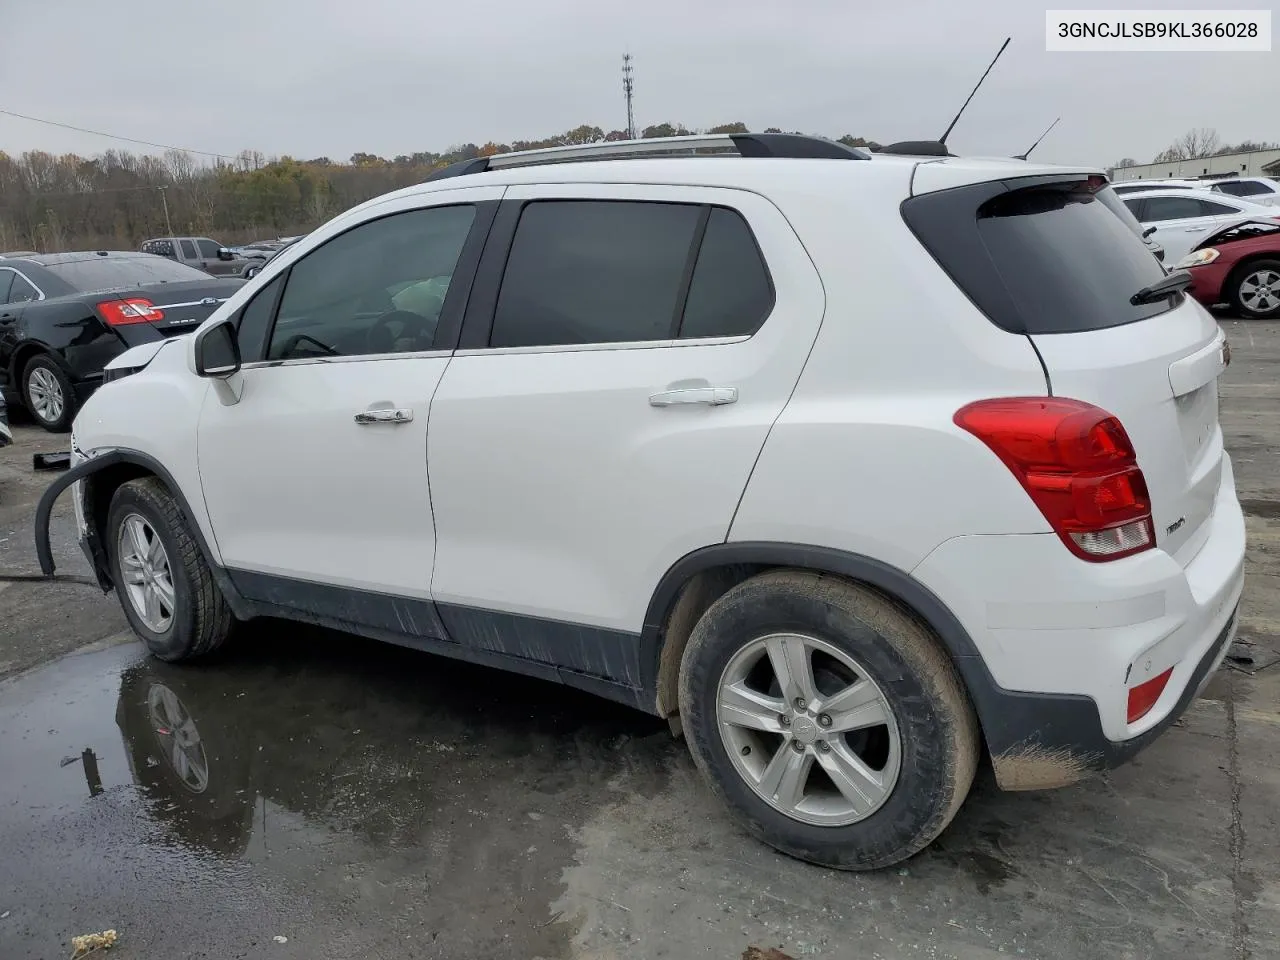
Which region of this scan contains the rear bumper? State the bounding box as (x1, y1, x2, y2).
(914, 454, 1246, 790)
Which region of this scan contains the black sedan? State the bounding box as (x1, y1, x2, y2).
(0, 252, 244, 432)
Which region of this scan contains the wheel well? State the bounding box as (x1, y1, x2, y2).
(84, 462, 165, 547)
(1225, 254, 1280, 299)
(8, 343, 46, 386)
(649, 553, 984, 738)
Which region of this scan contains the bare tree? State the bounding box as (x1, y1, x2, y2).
(1172, 128, 1218, 160)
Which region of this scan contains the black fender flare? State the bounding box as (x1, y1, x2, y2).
(35, 448, 225, 591)
(637, 540, 1109, 772)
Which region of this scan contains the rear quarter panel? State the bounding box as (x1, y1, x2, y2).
(728, 178, 1054, 572)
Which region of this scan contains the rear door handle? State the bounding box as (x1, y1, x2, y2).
(649, 387, 738, 407)
(354, 407, 414, 424)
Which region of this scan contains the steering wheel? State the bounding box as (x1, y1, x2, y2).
(366, 309, 436, 354)
(274, 333, 339, 358)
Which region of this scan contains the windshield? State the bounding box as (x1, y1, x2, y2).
(903, 176, 1176, 335)
(43, 256, 211, 292)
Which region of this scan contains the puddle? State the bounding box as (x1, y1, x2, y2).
(0, 625, 673, 959)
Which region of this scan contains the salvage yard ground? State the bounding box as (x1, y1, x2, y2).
(1, 318, 1278, 960)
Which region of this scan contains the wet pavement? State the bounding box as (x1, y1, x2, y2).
(0, 318, 1278, 960)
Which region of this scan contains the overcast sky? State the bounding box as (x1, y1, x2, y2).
(2, 0, 1274, 169)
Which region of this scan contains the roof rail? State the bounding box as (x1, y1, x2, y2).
(423, 132, 871, 182)
(877, 141, 954, 158)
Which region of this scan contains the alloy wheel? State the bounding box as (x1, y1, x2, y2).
(26, 367, 64, 425)
(117, 513, 176, 634)
(1240, 268, 1280, 315)
(716, 633, 902, 827)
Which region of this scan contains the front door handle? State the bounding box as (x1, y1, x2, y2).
(649, 387, 738, 407)
(354, 407, 414, 424)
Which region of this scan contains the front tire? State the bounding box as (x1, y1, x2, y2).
(678, 570, 979, 870)
(1231, 258, 1280, 319)
(106, 478, 235, 661)
(22, 354, 76, 432)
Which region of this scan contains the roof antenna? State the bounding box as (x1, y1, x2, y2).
(938, 36, 1011, 146)
(1014, 117, 1060, 160)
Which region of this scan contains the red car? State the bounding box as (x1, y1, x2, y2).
(1176, 218, 1280, 319)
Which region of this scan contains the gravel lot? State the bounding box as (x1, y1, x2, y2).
(1, 318, 1277, 960)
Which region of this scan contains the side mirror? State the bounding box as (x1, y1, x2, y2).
(217, 247, 234, 261)
(1142, 226, 1157, 238)
(194, 318, 241, 379)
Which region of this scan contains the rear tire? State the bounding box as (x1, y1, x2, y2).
(106, 478, 235, 662)
(1230, 258, 1280, 319)
(22, 354, 75, 433)
(678, 570, 979, 870)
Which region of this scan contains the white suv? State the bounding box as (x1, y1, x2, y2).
(37, 135, 1245, 870)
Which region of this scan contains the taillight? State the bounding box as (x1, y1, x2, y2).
(97, 298, 164, 326)
(954, 397, 1155, 562)
(1127, 667, 1173, 723)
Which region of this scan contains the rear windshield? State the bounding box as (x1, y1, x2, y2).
(902, 176, 1176, 335)
(43, 256, 210, 291)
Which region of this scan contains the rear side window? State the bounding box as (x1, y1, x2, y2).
(1141, 197, 1206, 221)
(903, 177, 1174, 335)
(1215, 181, 1272, 197)
(488, 200, 773, 348)
(180, 240, 198, 259)
(1199, 199, 1243, 216)
(679, 208, 773, 338)
(8, 273, 39, 303)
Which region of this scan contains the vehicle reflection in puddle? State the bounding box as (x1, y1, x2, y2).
(0, 625, 676, 958)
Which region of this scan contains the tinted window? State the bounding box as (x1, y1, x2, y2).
(1216, 181, 1271, 197)
(267, 205, 475, 360)
(490, 200, 701, 348)
(196, 239, 220, 258)
(1096, 187, 1147, 239)
(180, 240, 198, 259)
(1112, 184, 1148, 195)
(42, 256, 210, 291)
(235, 274, 284, 362)
(9, 273, 39, 302)
(0, 271, 12, 303)
(902, 179, 1174, 335)
(1200, 199, 1243, 216)
(679, 208, 773, 338)
(1141, 197, 1205, 221)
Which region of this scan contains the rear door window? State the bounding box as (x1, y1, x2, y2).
(489, 200, 701, 348)
(1142, 197, 1206, 221)
(8, 274, 40, 303)
(1198, 199, 1243, 216)
(679, 207, 774, 339)
(902, 177, 1175, 335)
(487, 200, 774, 348)
(180, 240, 198, 259)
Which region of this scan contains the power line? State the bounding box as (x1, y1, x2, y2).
(0, 106, 238, 161)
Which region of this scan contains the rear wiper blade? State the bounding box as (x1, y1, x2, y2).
(1131, 269, 1193, 305)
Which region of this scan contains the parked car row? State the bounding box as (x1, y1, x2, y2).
(33, 135, 1245, 873)
(1113, 176, 1280, 206)
(0, 251, 243, 430)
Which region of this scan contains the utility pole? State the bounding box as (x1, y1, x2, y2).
(622, 53, 636, 140)
(158, 185, 174, 236)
